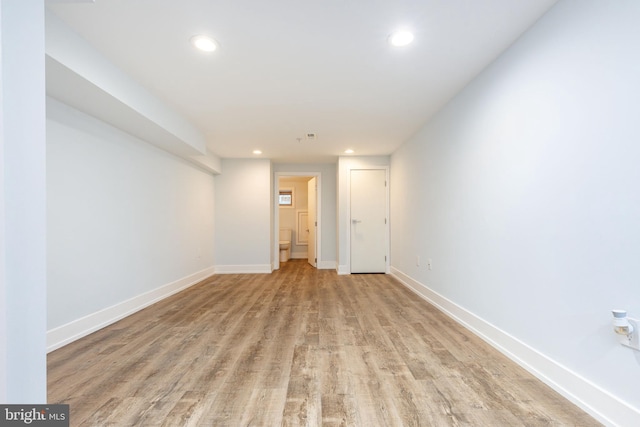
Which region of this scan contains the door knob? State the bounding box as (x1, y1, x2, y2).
(352, 219, 362, 224)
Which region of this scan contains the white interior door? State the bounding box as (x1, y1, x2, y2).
(350, 169, 387, 273)
(307, 177, 317, 267)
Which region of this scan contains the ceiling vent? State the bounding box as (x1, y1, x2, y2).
(305, 133, 317, 141)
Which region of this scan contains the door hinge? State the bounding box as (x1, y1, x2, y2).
(385, 255, 387, 261)
(315, 257, 317, 263)
(385, 218, 387, 224)
(315, 221, 317, 226)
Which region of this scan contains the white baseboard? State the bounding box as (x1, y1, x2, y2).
(317, 260, 336, 270)
(390, 267, 639, 427)
(290, 251, 307, 259)
(214, 264, 271, 274)
(47, 266, 216, 353)
(337, 264, 349, 275)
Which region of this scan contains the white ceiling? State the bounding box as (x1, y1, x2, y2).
(46, 0, 558, 163)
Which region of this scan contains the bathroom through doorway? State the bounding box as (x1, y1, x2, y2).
(274, 173, 321, 270)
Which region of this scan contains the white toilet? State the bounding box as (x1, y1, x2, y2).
(279, 228, 291, 262)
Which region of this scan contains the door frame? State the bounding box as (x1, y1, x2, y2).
(346, 166, 390, 274)
(273, 172, 322, 271)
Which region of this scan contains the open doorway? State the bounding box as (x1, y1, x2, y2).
(274, 173, 321, 270)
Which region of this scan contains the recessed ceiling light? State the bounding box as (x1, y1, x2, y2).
(388, 30, 414, 47)
(190, 35, 218, 52)
(252, 150, 262, 155)
(344, 149, 354, 154)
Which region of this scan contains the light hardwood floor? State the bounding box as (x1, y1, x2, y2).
(48, 260, 600, 426)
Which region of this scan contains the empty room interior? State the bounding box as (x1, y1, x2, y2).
(2, 0, 640, 425)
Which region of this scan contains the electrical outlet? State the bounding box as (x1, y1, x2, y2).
(427, 258, 432, 270)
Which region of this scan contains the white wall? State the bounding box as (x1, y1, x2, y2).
(273, 163, 337, 268)
(279, 177, 309, 258)
(215, 159, 272, 273)
(390, 0, 640, 424)
(1, 0, 6, 403)
(0, 0, 47, 403)
(47, 98, 215, 335)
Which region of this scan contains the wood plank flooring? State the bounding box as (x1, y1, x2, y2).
(48, 260, 600, 426)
